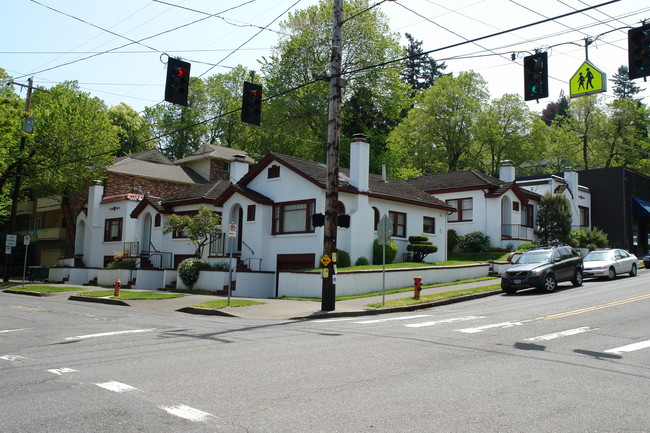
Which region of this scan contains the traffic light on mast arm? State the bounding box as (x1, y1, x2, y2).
(523, 52, 549, 101)
(628, 23, 650, 80)
(165, 57, 191, 106)
(241, 81, 262, 126)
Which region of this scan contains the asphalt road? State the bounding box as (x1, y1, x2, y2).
(1, 272, 649, 432)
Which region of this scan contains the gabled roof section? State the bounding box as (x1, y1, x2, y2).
(407, 170, 503, 192)
(108, 148, 206, 185)
(130, 196, 166, 219)
(215, 184, 274, 206)
(161, 179, 231, 206)
(239, 152, 453, 211)
(174, 144, 256, 165)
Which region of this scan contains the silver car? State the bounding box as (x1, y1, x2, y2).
(582, 249, 638, 280)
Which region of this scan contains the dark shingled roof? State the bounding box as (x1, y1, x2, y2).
(407, 170, 503, 192)
(109, 149, 206, 185)
(161, 179, 231, 205)
(257, 153, 453, 211)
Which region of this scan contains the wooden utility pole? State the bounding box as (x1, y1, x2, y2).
(322, 0, 343, 311)
(3, 78, 45, 282)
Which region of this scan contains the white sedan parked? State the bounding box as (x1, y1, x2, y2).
(582, 249, 638, 280)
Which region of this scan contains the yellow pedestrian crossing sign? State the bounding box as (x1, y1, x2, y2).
(570, 60, 606, 98)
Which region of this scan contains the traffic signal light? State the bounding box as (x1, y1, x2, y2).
(241, 81, 262, 126)
(165, 57, 191, 106)
(628, 23, 650, 80)
(523, 52, 548, 101)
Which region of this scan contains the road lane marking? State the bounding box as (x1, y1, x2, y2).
(534, 294, 650, 321)
(525, 327, 597, 342)
(405, 316, 486, 328)
(160, 404, 214, 422)
(353, 314, 433, 324)
(65, 329, 155, 340)
(312, 318, 356, 323)
(95, 381, 139, 393)
(0, 355, 28, 361)
(605, 340, 650, 355)
(456, 321, 525, 334)
(48, 368, 78, 375)
(0, 328, 31, 333)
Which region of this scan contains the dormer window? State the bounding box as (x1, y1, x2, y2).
(268, 165, 280, 179)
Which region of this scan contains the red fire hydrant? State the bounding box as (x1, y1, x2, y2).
(113, 278, 121, 296)
(413, 276, 422, 299)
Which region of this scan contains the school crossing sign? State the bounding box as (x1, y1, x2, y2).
(569, 60, 606, 98)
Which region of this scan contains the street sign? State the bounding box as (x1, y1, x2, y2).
(377, 214, 393, 245)
(569, 60, 607, 98)
(320, 254, 331, 267)
(227, 223, 237, 238)
(5, 234, 17, 247)
(23, 235, 30, 246)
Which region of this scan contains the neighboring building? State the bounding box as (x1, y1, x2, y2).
(515, 166, 592, 232)
(408, 161, 541, 250)
(578, 166, 650, 256)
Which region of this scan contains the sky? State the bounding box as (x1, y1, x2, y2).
(2, 0, 650, 115)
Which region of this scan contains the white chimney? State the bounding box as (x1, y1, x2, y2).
(349, 133, 369, 192)
(381, 163, 387, 182)
(88, 180, 104, 228)
(230, 154, 249, 183)
(499, 160, 515, 182)
(564, 167, 578, 197)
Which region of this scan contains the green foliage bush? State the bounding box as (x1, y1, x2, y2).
(406, 236, 438, 262)
(355, 256, 369, 266)
(458, 231, 491, 252)
(178, 258, 210, 288)
(569, 227, 609, 250)
(447, 229, 458, 253)
(373, 238, 398, 265)
(337, 250, 351, 267)
(516, 242, 537, 252)
(107, 258, 136, 269)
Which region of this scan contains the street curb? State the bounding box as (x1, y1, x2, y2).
(3, 289, 48, 297)
(176, 307, 238, 317)
(68, 295, 130, 306)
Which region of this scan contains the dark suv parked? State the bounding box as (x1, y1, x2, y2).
(501, 245, 584, 294)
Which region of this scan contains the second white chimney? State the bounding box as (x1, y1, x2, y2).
(349, 133, 369, 192)
(499, 160, 515, 183)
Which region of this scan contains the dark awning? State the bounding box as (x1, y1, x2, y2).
(633, 196, 650, 217)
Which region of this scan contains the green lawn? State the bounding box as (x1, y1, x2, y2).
(366, 284, 501, 308)
(193, 299, 266, 309)
(5, 285, 85, 293)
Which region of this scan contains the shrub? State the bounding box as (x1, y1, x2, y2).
(107, 258, 136, 269)
(406, 236, 438, 262)
(516, 242, 537, 251)
(569, 227, 609, 250)
(373, 238, 398, 264)
(447, 229, 458, 253)
(458, 231, 491, 252)
(337, 250, 351, 267)
(355, 256, 369, 266)
(212, 262, 229, 271)
(178, 258, 210, 288)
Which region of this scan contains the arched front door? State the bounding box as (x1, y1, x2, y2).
(501, 197, 511, 238)
(141, 213, 152, 253)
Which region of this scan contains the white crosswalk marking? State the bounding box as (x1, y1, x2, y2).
(65, 329, 155, 340)
(160, 404, 214, 422)
(0, 355, 27, 361)
(48, 368, 78, 375)
(605, 339, 650, 355)
(353, 314, 433, 324)
(525, 327, 597, 342)
(95, 381, 139, 393)
(0, 328, 31, 333)
(405, 316, 485, 328)
(456, 321, 526, 334)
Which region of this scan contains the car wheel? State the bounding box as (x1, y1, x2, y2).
(502, 286, 517, 295)
(607, 267, 616, 280)
(629, 264, 637, 277)
(571, 269, 583, 287)
(541, 274, 557, 292)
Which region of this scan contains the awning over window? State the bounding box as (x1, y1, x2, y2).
(633, 196, 650, 217)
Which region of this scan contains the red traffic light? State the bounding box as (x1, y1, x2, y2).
(174, 67, 188, 78)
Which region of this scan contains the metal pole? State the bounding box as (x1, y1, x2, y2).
(321, 0, 343, 312)
(22, 242, 29, 286)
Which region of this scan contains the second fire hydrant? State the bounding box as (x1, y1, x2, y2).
(113, 278, 121, 296)
(413, 276, 422, 299)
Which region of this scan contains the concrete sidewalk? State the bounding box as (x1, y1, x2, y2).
(3, 279, 502, 320)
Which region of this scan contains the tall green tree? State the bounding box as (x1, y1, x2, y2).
(108, 103, 154, 156)
(0, 69, 24, 223)
(610, 65, 644, 99)
(386, 71, 489, 176)
(401, 33, 447, 95)
(163, 205, 222, 257)
(563, 95, 607, 170)
(535, 193, 572, 245)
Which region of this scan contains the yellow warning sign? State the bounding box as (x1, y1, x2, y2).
(569, 60, 606, 98)
(320, 254, 331, 267)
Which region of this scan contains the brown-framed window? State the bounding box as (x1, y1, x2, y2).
(389, 211, 406, 238)
(247, 204, 256, 222)
(423, 216, 435, 234)
(522, 204, 534, 228)
(154, 214, 161, 227)
(513, 201, 520, 211)
(579, 206, 589, 227)
(272, 199, 316, 235)
(446, 198, 473, 222)
(268, 164, 280, 179)
(104, 218, 123, 242)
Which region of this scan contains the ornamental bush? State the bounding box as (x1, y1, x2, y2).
(178, 258, 210, 288)
(337, 250, 351, 267)
(373, 238, 398, 265)
(447, 229, 458, 253)
(406, 235, 438, 262)
(569, 227, 609, 250)
(458, 231, 491, 252)
(355, 256, 369, 266)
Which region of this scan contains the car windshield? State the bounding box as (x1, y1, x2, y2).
(585, 251, 613, 262)
(516, 250, 552, 264)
